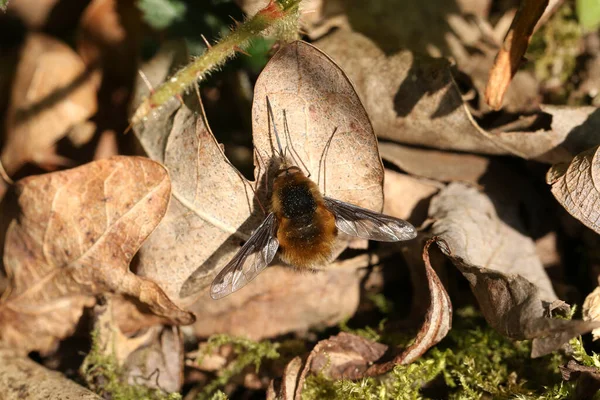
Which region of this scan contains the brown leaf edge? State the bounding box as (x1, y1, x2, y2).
(559, 360, 600, 398)
(281, 238, 452, 399)
(485, 0, 548, 109)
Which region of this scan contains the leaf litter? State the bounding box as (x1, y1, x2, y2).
(132, 40, 387, 340)
(2, 0, 600, 398)
(0, 156, 193, 355)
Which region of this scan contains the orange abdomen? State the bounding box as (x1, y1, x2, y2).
(271, 168, 338, 268)
(277, 204, 337, 268)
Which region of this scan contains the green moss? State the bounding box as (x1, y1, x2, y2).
(195, 334, 280, 399)
(527, 3, 582, 103)
(570, 336, 600, 368)
(80, 330, 181, 400)
(304, 308, 574, 400)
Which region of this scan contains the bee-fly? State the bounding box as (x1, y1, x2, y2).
(210, 98, 417, 299)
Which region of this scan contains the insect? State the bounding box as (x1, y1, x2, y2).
(210, 99, 417, 299)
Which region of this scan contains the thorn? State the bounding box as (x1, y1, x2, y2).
(123, 122, 133, 135)
(298, 28, 308, 36)
(138, 70, 154, 94)
(229, 15, 241, 27)
(201, 34, 212, 49)
(301, 9, 317, 15)
(176, 93, 184, 106)
(233, 45, 251, 57)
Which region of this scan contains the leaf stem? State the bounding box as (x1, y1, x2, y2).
(131, 0, 301, 125)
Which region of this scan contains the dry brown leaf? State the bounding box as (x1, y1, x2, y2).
(266, 356, 303, 400)
(291, 238, 451, 394)
(0, 349, 101, 399)
(305, 332, 388, 380)
(132, 41, 384, 336)
(94, 129, 120, 160)
(559, 360, 600, 399)
(2, 33, 99, 176)
(547, 146, 600, 235)
(0, 156, 194, 355)
(5, 0, 60, 29)
(88, 297, 184, 393)
(190, 266, 363, 339)
(314, 30, 600, 163)
(382, 169, 441, 224)
(380, 142, 490, 183)
(485, 0, 548, 110)
(583, 285, 600, 341)
(429, 183, 599, 357)
(124, 327, 183, 392)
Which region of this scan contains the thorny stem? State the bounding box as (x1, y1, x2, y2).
(131, 0, 301, 125)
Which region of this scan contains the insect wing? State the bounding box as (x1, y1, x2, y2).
(210, 213, 279, 299)
(324, 197, 417, 242)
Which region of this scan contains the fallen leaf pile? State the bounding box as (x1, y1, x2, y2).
(2, 0, 600, 398)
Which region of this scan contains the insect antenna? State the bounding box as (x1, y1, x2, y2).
(318, 126, 338, 196)
(282, 109, 312, 177)
(266, 96, 286, 162)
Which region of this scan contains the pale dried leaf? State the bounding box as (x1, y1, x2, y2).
(307, 332, 388, 380)
(583, 286, 600, 341)
(6, 0, 60, 28)
(383, 169, 442, 224)
(92, 298, 158, 366)
(429, 183, 599, 356)
(133, 41, 384, 337)
(394, 238, 452, 365)
(0, 349, 101, 399)
(431, 183, 557, 300)
(2, 33, 99, 176)
(0, 156, 194, 355)
(314, 30, 600, 163)
(380, 143, 490, 183)
(90, 296, 183, 393)
(189, 266, 363, 340)
(281, 356, 303, 400)
(546, 146, 600, 235)
(125, 326, 183, 392)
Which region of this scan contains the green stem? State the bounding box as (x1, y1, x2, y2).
(132, 0, 301, 124)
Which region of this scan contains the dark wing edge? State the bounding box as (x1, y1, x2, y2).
(324, 197, 417, 242)
(210, 212, 279, 299)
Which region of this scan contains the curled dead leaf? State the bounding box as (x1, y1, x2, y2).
(304, 332, 388, 380)
(429, 183, 599, 357)
(559, 360, 600, 399)
(485, 0, 548, 109)
(2, 33, 99, 176)
(266, 356, 303, 400)
(547, 145, 600, 235)
(0, 156, 193, 355)
(291, 237, 451, 397)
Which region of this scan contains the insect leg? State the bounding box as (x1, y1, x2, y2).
(283, 109, 312, 177)
(318, 126, 338, 196)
